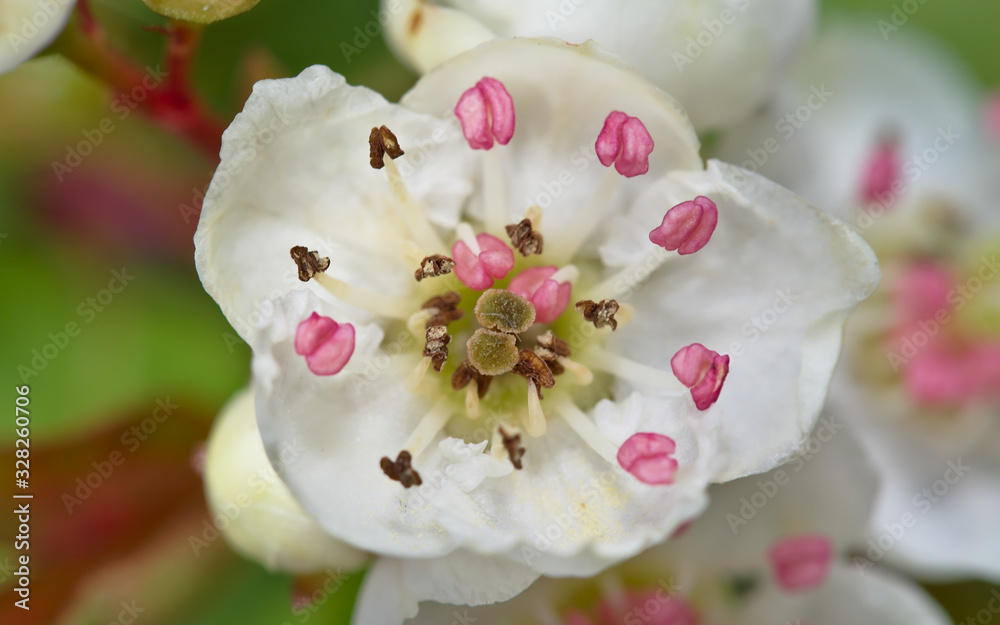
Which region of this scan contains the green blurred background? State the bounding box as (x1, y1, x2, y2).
(0, 0, 997, 622)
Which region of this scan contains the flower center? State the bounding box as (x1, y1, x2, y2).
(288, 78, 732, 488)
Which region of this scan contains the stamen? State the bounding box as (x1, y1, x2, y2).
(616, 432, 678, 485)
(551, 167, 620, 262)
(465, 384, 481, 419)
(380, 450, 422, 488)
(557, 357, 593, 385)
(402, 398, 453, 458)
(451, 359, 493, 399)
(535, 330, 593, 385)
(454, 76, 515, 150)
(452, 230, 515, 291)
(505, 217, 544, 256)
(525, 380, 546, 437)
(382, 155, 447, 252)
(420, 291, 464, 327)
(294, 312, 355, 376)
(456, 222, 482, 255)
(859, 134, 901, 205)
(575, 299, 621, 330)
(467, 329, 519, 376)
(768, 535, 834, 592)
(475, 289, 536, 333)
(583, 346, 686, 394)
(414, 254, 456, 281)
(671, 343, 730, 410)
(368, 125, 405, 169)
(422, 325, 451, 371)
(595, 111, 655, 178)
(513, 349, 556, 397)
(557, 402, 619, 465)
(649, 196, 718, 255)
(580, 247, 674, 302)
(290, 246, 331, 282)
(314, 273, 411, 320)
(509, 266, 576, 324)
(525, 204, 542, 227)
(406, 309, 435, 338)
(405, 356, 433, 393)
(482, 148, 507, 235)
(499, 426, 525, 469)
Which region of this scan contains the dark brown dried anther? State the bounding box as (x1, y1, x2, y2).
(575, 299, 621, 331)
(505, 218, 543, 256)
(423, 325, 451, 372)
(513, 349, 555, 398)
(499, 427, 525, 470)
(369, 125, 405, 169)
(535, 330, 571, 375)
(421, 291, 464, 327)
(290, 246, 331, 282)
(414, 254, 456, 282)
(380, 450, 422, 488)
(451, 359, 492, 398)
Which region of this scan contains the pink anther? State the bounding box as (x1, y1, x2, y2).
(455, 77, 515, 150)
(670, 343, 729, 410)
(452, 233, 515, 290)
(768, 535, 834, 592)
(649, 196, 718, 255)
(294, 312, 356, 376)
(595, 111, 655, 178)
(617, 433, 678, 485)
(508, 266, 573, 324)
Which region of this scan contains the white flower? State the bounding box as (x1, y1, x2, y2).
(194, 37, 878, 623)
(400, 427, 950, 625)
(379, 0, 817, 131)
(1, 0, 76, 75)
(203, 387, 370, 573)
(719, 22, 1000, 582)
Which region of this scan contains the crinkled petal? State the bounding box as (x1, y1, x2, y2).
(386, 0, 816, 130)
(601, 160, 880, 480)
(401, 38, 702, 257)
(204, 387, 370, 573)
(195, 65, 474, 344)
(352, 549, 539, 625)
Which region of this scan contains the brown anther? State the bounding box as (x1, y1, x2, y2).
(505, 218, 544, 256)
(380, 450, 422, 488)
(535, 330, 571, 376)
(290, 246, 331, 282)
(423, 325, 451, 372)
(513, 349, 555, 398)
(369, 125, 405, 169)
(575, 299, 620, 331)
(421, 291, 464, 327)
(451, 359, 492, 398)
(499, 427, 525, 470)
(414, 254, 456, 282)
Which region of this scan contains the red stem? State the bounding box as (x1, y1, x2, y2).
(68, 0, 225, 160)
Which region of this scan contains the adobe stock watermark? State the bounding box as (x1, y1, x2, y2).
(856, 126, 961, 233)
(17, 267, 136, 383)
(731, 85, 834, 186)
(886, 255, 1000, 372)
(878, 0, 932, 41)
(726, 414, 845, 534)
(853, 458, 971, 575)
(61, 398, 179, 515)
(957, 589, 1000, 625)
(4, 0, 72, 55)
(51, 65, 170, 181)
(727, 288, 799, 360)
(672, 0, 753, 72)
(283, 568, 350, 625)
(340, 0, 403, 63)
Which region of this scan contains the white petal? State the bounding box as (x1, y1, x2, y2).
(203, 387, 370, 573)
(195, 65, 474, 344)
(383, 0, 497, 73)
(401, 37, 702, 256)
(352, 549, 539, 625)
(387, 0, 816, 130)
(737, 562, 951, 625)
(0, 0, 76, 75)
(717, 21, 994, 224)
(602, 160, 880, 480)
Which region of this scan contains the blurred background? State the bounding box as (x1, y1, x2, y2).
(0, 0, 997, 623)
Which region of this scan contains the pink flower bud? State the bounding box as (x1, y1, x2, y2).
(508, 266, 573, 324)
(768, 535, 834, 592)
(294, 312, 356, 376)
(670, 343, 729, 410)
(617, 432, 678, 485)
(455, 77, 515, 150)
(859, 140, 902, 205)
(649, 196, 718, 255)
(595, 111, 654, 177)
(452, 232, 515, 290)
